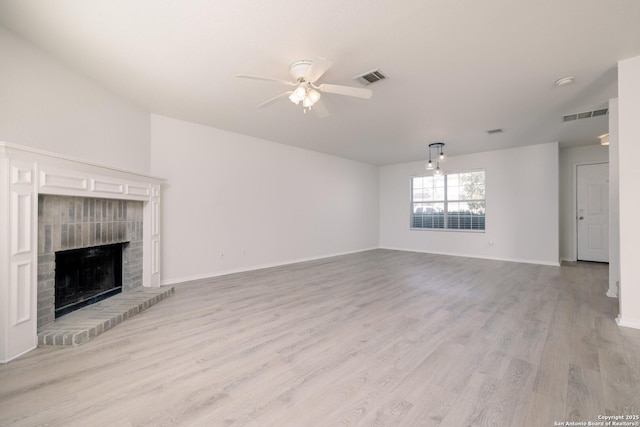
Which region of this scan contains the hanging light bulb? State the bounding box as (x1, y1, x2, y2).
(438, 147, 447, 162)
(434, 163, 443, 175)
(425, 143, 434, 170)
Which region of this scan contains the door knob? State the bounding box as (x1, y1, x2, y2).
(578, 216, 584, 220)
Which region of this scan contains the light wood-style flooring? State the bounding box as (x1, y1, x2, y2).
(1, 249, 639, 426)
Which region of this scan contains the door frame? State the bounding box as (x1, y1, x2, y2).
(573, 161, 609, 262)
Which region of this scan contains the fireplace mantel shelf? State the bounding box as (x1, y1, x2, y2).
(1, 142, 165, 363)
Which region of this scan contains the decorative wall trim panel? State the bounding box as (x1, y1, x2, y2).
(126, 184, 150, 197)
(90, 178, 124, 194)
(11, 165, 32, 185)
(40, 170, 88, 191)
(151, 200, 159, 235)
(11, 193, 31, 255)
(11, 261, 31, 325)
(152, 239, 160, 275)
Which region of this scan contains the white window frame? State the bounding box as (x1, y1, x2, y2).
(410, 169, 486, 232)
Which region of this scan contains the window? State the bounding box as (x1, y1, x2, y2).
(411, 170, 485, 231)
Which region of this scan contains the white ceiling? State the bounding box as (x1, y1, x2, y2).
(1, 0, 639, 165)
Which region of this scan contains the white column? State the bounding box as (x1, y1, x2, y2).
(617, 55, 640, 328)
(143, 184, 161, 287)
(607, 98, 620, 298)
(0, 158, 38, 362)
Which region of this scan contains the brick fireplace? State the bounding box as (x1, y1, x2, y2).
(0, 142, 164, 363)
(37, 195, 145, 328)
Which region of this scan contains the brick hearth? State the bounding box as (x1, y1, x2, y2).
(37, 285, 174, 346)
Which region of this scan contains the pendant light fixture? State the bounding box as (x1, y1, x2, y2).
(425, 142, 446, 174)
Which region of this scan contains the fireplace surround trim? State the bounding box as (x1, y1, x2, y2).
(0, 142, 165, 363)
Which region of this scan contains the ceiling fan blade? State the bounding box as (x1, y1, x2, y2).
(313, 99, 330, 118)
(256, 91, 293, 108)
(236, 74, 295, 86)
(318, 84, 373, 99)
(304, 57, 333, 83)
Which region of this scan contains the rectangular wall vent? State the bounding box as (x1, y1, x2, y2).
(563, 108, 608, 122)
(355, 69, 387, 85)
(486, 128, 504, 135)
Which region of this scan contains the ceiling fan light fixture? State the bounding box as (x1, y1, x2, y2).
(288, 92, 301, 105)
(302, 96, 313, 108)
(237, 57, 372, 117)
(307, 88, 321, 104)
(289, 84, 307, 104)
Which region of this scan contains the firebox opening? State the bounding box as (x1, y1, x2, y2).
(54, 242, 127, 318)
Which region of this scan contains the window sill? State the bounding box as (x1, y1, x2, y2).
(410, 227, 485, 233)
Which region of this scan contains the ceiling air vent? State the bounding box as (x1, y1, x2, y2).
(354, 69, 387, 85)
(486, 128, 504, 135)
(563, 108, 608, 122)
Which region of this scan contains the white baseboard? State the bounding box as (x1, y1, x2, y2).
(606, 280, 619, 298)
(616, 315, 640, 330)
(379, 246, 561, 267)
(162, 247, 379, 285)
(163, 246, 564, 286)
(1, 344, 37, 364)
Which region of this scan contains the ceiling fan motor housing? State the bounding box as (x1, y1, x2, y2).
(289, 60, 313, 81)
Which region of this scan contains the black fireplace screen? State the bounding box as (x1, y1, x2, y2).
(54, 243, 125, 318)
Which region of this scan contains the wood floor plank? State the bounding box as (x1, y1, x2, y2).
(477, 357, 536, 426)
(0, 250, 636, 427)
(438, 372, 492, 427)
(565, 363, 606, 422)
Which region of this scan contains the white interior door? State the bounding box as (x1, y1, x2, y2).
(577, 163, 609, 262)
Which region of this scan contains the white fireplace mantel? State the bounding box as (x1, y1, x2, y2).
(0, 142, 165, 363)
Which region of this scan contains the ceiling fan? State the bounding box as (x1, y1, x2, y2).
(236, 57, 373, 118)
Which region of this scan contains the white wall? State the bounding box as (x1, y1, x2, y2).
(379, 142, 559, 265)
(618, 55, 640, 328)
(558, 144, 609, 261)
(150, 115, 379, 284)
(0, 27, 150, 173)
